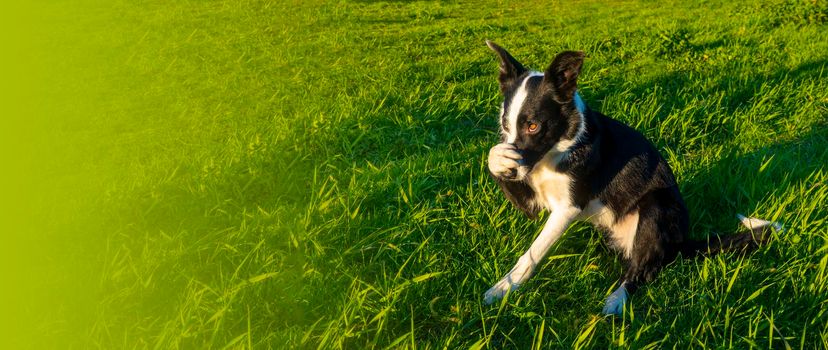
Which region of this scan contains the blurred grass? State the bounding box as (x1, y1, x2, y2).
(3, 0, 828, 348)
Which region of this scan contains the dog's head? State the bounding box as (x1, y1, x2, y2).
(487, 40, 586, 179)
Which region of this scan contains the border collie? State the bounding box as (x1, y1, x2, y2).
(482, 40, 783, 315)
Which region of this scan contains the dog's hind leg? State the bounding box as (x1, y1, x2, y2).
(602, 199, 680, 316)
(484, 206, 581, 304)
(603, 253, 663, 316)
(603, 251, 657, 316)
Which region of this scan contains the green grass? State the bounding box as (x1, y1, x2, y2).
(5, 0, 828, 348)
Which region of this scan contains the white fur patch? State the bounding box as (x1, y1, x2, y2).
(578, 199, 614, 226)
(498, 101, 505, 129)
(504, 72, 543, 143)
(527, 152, 574, 210)
(579, 200, 639, 258)
(612, 211, 639, 258)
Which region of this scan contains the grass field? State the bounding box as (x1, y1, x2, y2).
(4, 0, 828, 348)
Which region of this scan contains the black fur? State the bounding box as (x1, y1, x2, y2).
(490, 175, 541, 219)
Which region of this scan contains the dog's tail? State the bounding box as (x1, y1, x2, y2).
(680, 214, 783, 258)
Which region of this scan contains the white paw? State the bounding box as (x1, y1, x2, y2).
(601, 284, 629, 316)
(488, 143, 522, 178)
(483, 278, 520, 304)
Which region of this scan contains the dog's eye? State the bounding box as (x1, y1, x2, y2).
(527, 122, 539, 133)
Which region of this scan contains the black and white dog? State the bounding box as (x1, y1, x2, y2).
(482, 40, 782, 315)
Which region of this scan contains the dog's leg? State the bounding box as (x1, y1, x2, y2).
(604, 257, 663, 316)
(602, 201, 673, 316)
(484, 207, 580, 304)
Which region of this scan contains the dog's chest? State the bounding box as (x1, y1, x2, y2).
(526, 154, 573, 210)
(527, 154, 640, 258)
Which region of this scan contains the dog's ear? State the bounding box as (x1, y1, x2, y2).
(543, 51, 585, 103)
(486, 40, 526, 93)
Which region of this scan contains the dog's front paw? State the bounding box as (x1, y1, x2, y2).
(488, 143, 522, 179)
(483, 278, 520, 304)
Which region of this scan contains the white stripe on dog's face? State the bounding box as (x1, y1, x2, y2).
(504, 72, 543, 143)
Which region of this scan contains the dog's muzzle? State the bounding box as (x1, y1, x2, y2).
(504, 148, 533, 181)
